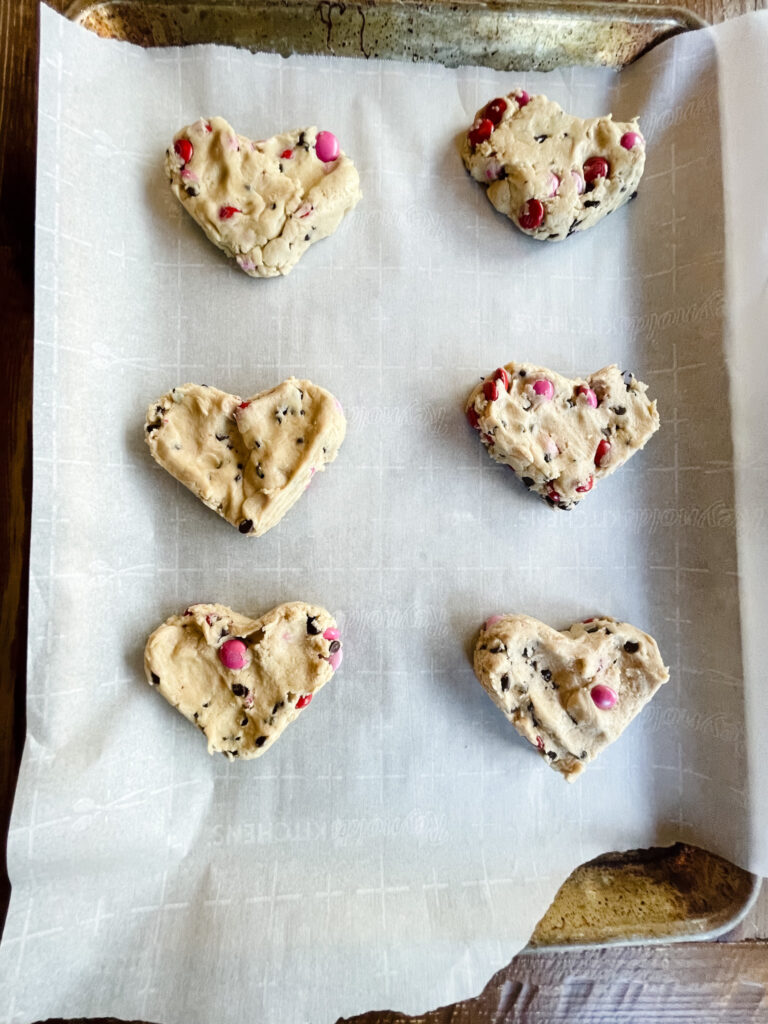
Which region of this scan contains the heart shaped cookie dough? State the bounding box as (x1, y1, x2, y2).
(461, 91, 645, 240)
(166, 117, 362, 277)
(466, 362, 659, 509)
(145, 602, 343, 759)
(145, 378, 346, 536)
(474, 614, 669, 780)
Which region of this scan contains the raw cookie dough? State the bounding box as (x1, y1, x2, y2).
(145, 602, 343, 759)
(473, 614, 669, 780)
(466, 362, 659, 509)
(145, 378, 346, 536)
(460, 90, 645, 240)
(166, 117, 362, 277)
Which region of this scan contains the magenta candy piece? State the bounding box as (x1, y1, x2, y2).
(577, 385, 598, 408)
(483, 615, 504, 631)
(620, 131, 643, 150)
(548, 173, 561, 198)
(219, 638, 248, 671)
(329, 648, 343, 671)
(323, 627, 341, 641)
(515, 90, 530, 107)
(532, 379, 554, 400)
(591, 684, 618, 710)
(315, 131, 340, 163)
(571, 169, 585, 195)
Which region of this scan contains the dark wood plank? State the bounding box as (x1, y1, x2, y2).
(0, 0, 36, 938)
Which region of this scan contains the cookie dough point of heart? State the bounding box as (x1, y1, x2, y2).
(591, 684, 618, 709)
(219, 637, 248, 670)
(315, 130, 340, 163)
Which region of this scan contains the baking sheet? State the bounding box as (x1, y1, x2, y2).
(1, 6, 767, 1022)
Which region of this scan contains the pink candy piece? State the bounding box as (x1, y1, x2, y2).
(548, 173, 561, 198)
(219, 638, 248, 671)
(180, 168, 198, 182)
(328, 648, 343, 672)
(532, 379, 554, 400)
(323, 627, 341, 641)
(483, 615, 504, 631)
(515, 90, 530, 107)
(591, 684, 618, 710)
(620, 132, 643, 150)
(576, 385, 598, 407)
(315, 131, 340, 163)
(571, 170, 585, 195)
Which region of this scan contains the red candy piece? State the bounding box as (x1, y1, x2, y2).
(483, 379, 499, 402)
(281, 149, 293, 159)
(515, 90, 530, 107)
(238, 401, 250, 409)
(204, 123, 213, 133)
(482, 98, 508, 125)
(466, 406, 480, 430)
(546, 486, 560, 504)
(468, 119, 494, 148)
(582, 617, 595, 623)
(492, 367, 510, 391)
(575, 476, 594, 493)
(594, 439, 611, 467)
(295, 694, 313, 709)
(536, 735, 545, 751)
(583, 156, 609, 183)
(219, 205, 241, 219)
(174, 138, 193, 164)
(519, 199, 545, 230)
(591, 684, 618, 710)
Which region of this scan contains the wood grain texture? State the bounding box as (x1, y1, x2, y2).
(0, 0, 767, 1020)
(0, 0, 36, 937)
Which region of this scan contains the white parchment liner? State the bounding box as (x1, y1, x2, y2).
(1, 7, 766, 1022)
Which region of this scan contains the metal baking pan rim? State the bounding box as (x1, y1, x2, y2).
(65, 0, 709, 33)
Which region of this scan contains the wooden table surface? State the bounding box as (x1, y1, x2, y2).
(1, 0, 767, 1020)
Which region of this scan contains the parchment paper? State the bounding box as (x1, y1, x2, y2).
(1, 7, 767, 1022)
